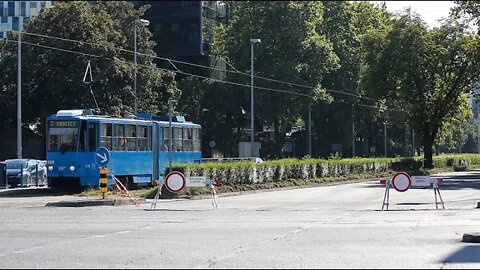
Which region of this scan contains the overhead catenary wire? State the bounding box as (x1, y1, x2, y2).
(3, 37, 315, 99)
(15, 30, 376, 102)
(1, 36, 406, 112)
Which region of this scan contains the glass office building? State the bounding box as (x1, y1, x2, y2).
(0, 1, 54, 38)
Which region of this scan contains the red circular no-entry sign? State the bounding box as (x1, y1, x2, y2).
(392, 172, 411, 192)
(164, 171, 186, 193)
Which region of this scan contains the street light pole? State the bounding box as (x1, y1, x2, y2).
(412, 129, 415, 156)
(17, 30, 22, 159)
(308, 103, 311, 156)
(250, 38, 261, 158)
(133, 18, 149, 115)
(384, 122, 387, 157)
(134, 23, 137, 115)
(477, 101, 480, 153)
(168, 98, 176, 173)
(352, 104, 355, 157)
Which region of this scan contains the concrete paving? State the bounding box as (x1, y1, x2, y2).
(1, 176, 479, 269)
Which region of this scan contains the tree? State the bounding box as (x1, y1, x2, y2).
(0, 1, 178, 138)
(176, 77, 245, 157)
(435, 94, 474, 153)
(315, 1, 392, 157)
(212, 1, 339, 157)
(453, 0, 480, 32)
(360, 11, 480, 167)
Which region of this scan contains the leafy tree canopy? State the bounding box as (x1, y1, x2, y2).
(0, 1, 178, 134)
(360, 10, 480, 167)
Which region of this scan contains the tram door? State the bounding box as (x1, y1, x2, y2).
(88, 122, 98, 152)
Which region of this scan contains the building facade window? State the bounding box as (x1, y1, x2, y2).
(12, 16, 18, 30)
(20, 1, 25, 16)
(0, 1, 53, 38)
(7, 1, 14, 16)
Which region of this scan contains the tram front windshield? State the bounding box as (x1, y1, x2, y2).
(47, 120, 79, 152)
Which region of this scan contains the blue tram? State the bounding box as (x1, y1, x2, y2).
(46, 109, 201, 188)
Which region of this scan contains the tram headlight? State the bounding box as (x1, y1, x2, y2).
(48, 166, 54, 171)
(69, 165, 76, 172)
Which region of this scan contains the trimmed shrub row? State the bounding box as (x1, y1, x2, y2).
(167, 154, 480, 185)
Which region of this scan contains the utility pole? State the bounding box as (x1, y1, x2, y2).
(477, 101, 480, 153)
(384, 122, 387, 157)
(250, 38, 261, 158)
(133, 19, 150, 115)
(17, 30, 22, 159)
(168, 98, 175, 172)
(412, 129, 415, 156)
(352, 105, 355, 157)
(308, 103, 312, 156)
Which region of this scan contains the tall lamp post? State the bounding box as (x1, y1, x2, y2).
(133, 18, 150, 115)
(168, 98, 177, 173)
(250, 38, 261, 158)
(17, 30, 22, 159)
(384, 122, 387, 157)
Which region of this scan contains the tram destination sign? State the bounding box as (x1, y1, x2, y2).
(48, 120, 79, 128)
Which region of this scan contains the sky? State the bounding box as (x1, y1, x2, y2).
(371, 1, 457, 28)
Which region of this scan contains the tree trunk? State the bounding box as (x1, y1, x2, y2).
(423, 126, 434, 168)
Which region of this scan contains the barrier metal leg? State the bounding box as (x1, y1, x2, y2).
(433, 180, 445, 210)
(382, 182, 390, 211)
(434, 188, 445, 210)
(151, 184, 163, 210)
(210, 185, 218, 210)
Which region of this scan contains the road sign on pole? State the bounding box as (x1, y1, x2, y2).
(95, 147, 110, 167)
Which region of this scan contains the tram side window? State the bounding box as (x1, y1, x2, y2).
(148, 126, 152, 151)
(113, 124, 125, 151)
(193, 128, 201, 151)
(183, 128, 193, 151)
(88, 123, 98, 152)
(138, 125, 148, 151)
(162, 127, 170, 151)
(125, 124, 136, 151)
(174, 127, 183, 151)
(100, 123, 112, 150)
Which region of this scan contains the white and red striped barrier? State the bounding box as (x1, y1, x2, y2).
(379, 177, 443, 185)
(380, 173, 445, 210)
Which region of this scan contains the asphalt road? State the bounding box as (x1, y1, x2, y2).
(0, 170, 479, 269)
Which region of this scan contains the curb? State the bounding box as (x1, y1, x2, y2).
(0, 186, 50, 197)
(462, 233, 480, 243)
(45, 197, 146, 207)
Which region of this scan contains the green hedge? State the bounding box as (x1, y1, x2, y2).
(167, 154, 480, 185)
